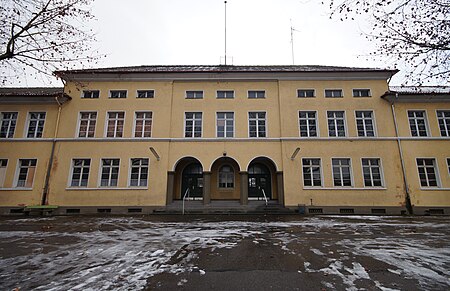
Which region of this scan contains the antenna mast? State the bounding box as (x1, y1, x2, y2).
(224, 1, 227, 65)
(290, 21, 300, 65)
(290, 20, 294, 65)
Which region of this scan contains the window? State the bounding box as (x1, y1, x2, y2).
(217, 90, 234, 99)
(408, 110, 429, 137)
(218, 165, 234, 188)
(0, 159, 7, 187)
(362, 158, 383, 187)
(82, 90, 100, 98)
(416, 158, 439, 187)
(248, 112, 266, 137)
(130, 158, 149, 187)
(217, 112, 234, 138)
(325, 89, 343, 98)
(110, 90, 127, 98)
(78, 112, 97, 138)
(70, 159, 91, 187)
(355, 111, 375, 137)
(248, 90, 265, 99)
(100, 158, 120, 187)
(137, 90, 154, 98)
(0, 112, 18, 138)
(16, 159, 37, 188)
(186, 91, 203, 99)
(327, 111, 346, 137)
(332, 158, 352, 187)
(134, 112, 152, 138)
(437, 110, 450, 137)
(297, 89, 315, 98)
(26, 112, 46, 138)
(302, 158, 322, 187)
(185, 112, 202, 138)
(353, 89, 371, 97)
(106, 112, 125, 138)
(447, 158, 450, 176)
(299, 111, 318, 137)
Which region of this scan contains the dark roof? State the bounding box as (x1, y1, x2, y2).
(0, 87, 64, 97)
(0, 87, 71, 104)
(382, 86, 450, 103)
(56, 64, 396, 75)
(389, 86, 450, 94)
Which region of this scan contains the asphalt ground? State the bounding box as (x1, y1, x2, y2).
(0, 215, 449, 290)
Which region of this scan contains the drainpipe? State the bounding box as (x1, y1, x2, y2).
(390, 99, 413, 214)
(41, 95, 63, 205)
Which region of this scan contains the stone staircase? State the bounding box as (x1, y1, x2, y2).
(157, 200, 294, 215)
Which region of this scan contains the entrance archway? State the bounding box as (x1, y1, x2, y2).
(172, 157, 204, 200)
(181, 163, 203, 198)
(247, 157, 278, 201)
(248, 163, 272, 199)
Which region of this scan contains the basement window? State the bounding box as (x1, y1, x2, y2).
(340, 208, 354, 214)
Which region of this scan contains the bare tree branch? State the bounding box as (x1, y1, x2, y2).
(327, 0, 450, 85)
(0, 0, 103, 85)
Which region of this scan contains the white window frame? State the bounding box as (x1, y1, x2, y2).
(248, 111, 267, 138)
(298, 110, 318, 137)
(109, 90, 128, 99)
(99, 158, 120, 187)
(436, 110, 450, 137)
(77, 111, 97, 138)
(447, 158, 450, 176)
(105, 111, 125, 138)
(361, 157, 384, 187)
(297, 89, 315, 98)
(184, 112, 203, 138)
(25, 112, 46, 138)
(81, 90, 100, 99)
(325, 89, 343, 98)
(352, 89, 371, 97)
(355, 110, 377, 137)
(407, 110, 429, 137)
(0, 159, 8, 188)
(129, 158, 149, 187)
(185, 91, 204, 99)
(248, 90, 266, 99)
(302, 158, 323, 187)
(14, 158, 37, 188)
(133, 111, 153, 138)
(216, 112, 234, 138)
(136, 89, 155, 98)
(0, 111, 18, 138)
(218, 164, 235, 189)
(216, 90, 235, 99)
(68, 158, 91, 187)
(327, 111, 347, 137)
(416, 158, 441, 188)
(331, 158, 353, 187)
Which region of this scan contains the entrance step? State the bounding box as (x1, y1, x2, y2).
(162, 200, 294, 215)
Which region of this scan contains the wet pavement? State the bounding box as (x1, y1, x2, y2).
(0, 215, 449, 290)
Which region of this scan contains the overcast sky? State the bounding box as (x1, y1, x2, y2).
(17, 0, 407, 86)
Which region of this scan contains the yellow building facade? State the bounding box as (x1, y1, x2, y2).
(0, 66, 449, 215)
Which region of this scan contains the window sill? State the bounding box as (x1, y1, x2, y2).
(303, 187, 387, 190)
(420, 187, 450, 191)
(0, 188, 33, 191)
(66, 187, 148, 191)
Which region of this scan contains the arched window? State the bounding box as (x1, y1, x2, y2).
(218, 165, 234, 188)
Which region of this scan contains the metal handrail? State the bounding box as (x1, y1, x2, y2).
(182, 188, 190, 215)
(261, 188, 268, 206)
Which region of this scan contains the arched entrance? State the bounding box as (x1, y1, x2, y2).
(248, 163, 272, 199)
(171, 157, 204, 201)
(181, 162, 203, 198)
